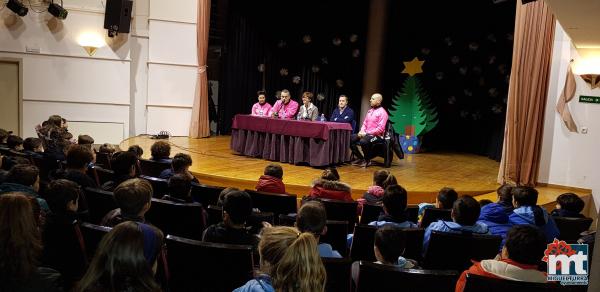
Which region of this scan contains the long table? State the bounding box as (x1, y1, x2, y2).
(230, 114, 352, 166)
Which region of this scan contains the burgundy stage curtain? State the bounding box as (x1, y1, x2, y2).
(498, 0, 555, 186)
(190, 0, 211, 138)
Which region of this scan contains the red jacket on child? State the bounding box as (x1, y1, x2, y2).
(256, 175, 286, 194)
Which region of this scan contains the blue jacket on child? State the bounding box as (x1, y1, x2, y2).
(509, 205, 560, 242)
(234, 275, 275, 292)
(423, 220, 490, 254)
(478, 203, 513, 250)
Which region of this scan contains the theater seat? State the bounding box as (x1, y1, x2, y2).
(420, 208, 452, 228)
(322, 257, 352, 292)
(355, 261, 459, 292)
(84, 187, 118, 224)
(423, 231, 502, 271)
(145, 198, 206, 240)
(463, 273, 586, 292)
(552, 216, 593, 243)
(350, 224, 424, 262)
(139, 158, 171, 177)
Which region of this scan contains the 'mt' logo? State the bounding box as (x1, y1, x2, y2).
(543, 239, 588, 285)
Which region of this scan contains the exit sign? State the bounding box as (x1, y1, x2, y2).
(580, 95, 600, 104)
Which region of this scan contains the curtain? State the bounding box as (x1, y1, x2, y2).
(190, 0, 211, 138)
(556, 63, 578, 132)
(498, 0, 555, 186)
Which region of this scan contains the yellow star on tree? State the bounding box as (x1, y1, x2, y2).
(402, 57, 425, 76)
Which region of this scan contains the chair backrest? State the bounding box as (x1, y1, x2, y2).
(360, 203, 383, 224)
(350, 224, 424, 262)
(420, 208, 452, 228)
(245, 190, 297, 221)
(32, 156, 60, 181)
(463, 273, 585, 292)
(165, 235, 254, 292)
(553, 216, 593, 243)
(206, 204, 223, 226)
(319, 198, 358, 231)
(84, 187, 118, 224)
(406, 205, 419, 223)
(95, 166, 115, 185)
(139, 175, 169, 198)
(139, 158, 171, 177)
(191, 183, 225, 207)
(423, 230, 502, 271)
(145, 198, 206, 240)
(320, 220, 349, 257)
(79, 222, 112, 259)
(95, 152, 112, 169)
(355, 261, 459, 292)
(322, 257, 352, 292)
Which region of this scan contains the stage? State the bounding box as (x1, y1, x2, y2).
(121, 135, 503, 203)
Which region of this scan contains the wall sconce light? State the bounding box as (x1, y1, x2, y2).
(77, 33, 105, 56)
(573, 54, 600, 89)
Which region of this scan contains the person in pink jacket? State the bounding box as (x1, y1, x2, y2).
(250, 90, 272, 117)
(351, 93, 388, 167)
(270, 89, 299, 119)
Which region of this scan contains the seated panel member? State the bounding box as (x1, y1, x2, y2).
(250, 90, 272, 117)
(350, 93, 388, 168)
(330, 95, 355, 125)
(296, 92, 319, 121)
(270, 89, 299, 119)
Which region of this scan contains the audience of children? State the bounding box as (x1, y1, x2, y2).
(255, 163, 286, 194)
(101, 151, 138, 191)
(23, 137, 44, 158)
(477, 185, 515, 250)
(234, 226, 326, 292)
(77, 135, 95, 150)
(455, 225, 548, 291)
(162, 173, 194, 203)
(75, 221, 164, 292)
(7, 135, 24, 151)
(508, 186, 560, 242)
(551, 192, 586, 218)
(359, 169, 398, 205)
(308, 167, 353, 202)
(423, 195, 490, 253)
(98, 143, 116, 155)
(159, 153, 199, 183)
(0, 164, 49, 213)
(128, 144, 144, 158)
(296, 201, 342, 258)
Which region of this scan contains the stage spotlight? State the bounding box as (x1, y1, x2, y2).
(6, 0, 28, 17)
(48, 2, 68, 20)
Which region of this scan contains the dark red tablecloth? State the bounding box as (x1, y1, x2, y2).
(231, 115, 352, 166)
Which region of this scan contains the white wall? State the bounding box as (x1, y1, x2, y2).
(539, 22, 600, 212)
(146, 0, 198, 136)
(0, 0, 199, 141)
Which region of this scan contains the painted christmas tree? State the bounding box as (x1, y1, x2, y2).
(389, 57, 439, 152)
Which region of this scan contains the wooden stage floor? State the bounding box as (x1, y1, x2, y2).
(121, 135, 503, 203)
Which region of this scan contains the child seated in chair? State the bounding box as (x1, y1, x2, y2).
(550, 193, 585, 218)
(417, 187, 458, 224)
(308, 167, 353, 202)
(423, 195, 490, 253)
(508, 187, 559, 242)
(296, 201, 342, 258)
(359, 169, 397, 206)
(455, 225, 548, 292)
(202, 190, 258, 248)
(255, 163, 286, 194)
(162, 173, 194, 203)
(369, 185, 417, 228)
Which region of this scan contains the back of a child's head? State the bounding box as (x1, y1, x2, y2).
(77, 134, 95, 145)
(46, 179, 80, 214)
(373, 170, 397, 189)
(111, 151, 138, 176)
(258, 226, 325, 292)
(223, 191, 252, 225)
(150, 141, 170, 159)
(437, 187, 458, 209)
(172, 153, 193, 172)
(99, 143, 116, 154)
(382, 184, 408, 218)
(320, 167, 340, 181)
(374, 225, 407, 264)
(114, 178, 153, 216)
(452, 195, 480, 226)
(168, 174, 192, 200)
(496, 184, 513, 205)
(504, 225, 546, 265)
(6, 135, 23, 149)
(217, 187, 240, 207)
(128, 145, 144, 158)
(512, 186, 538, 207)
(6, 164, 39, 187)
(23, 137, 42, 152)
(557, 193, 584, 214)
(296, 201, 327, 236)
(66, 144, 94, 169)
(264, 164, 283, 179)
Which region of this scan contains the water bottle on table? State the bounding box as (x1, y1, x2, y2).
(319, 114, 326, 122)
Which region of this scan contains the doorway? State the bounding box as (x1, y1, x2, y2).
(0, 60, 21, 136)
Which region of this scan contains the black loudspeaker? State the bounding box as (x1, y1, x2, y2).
(103, 0, 133, 37)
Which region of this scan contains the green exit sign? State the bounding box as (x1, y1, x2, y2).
(580, 95, 600, 104)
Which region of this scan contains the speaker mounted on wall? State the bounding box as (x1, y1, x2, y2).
(103, 0, 133, 37)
